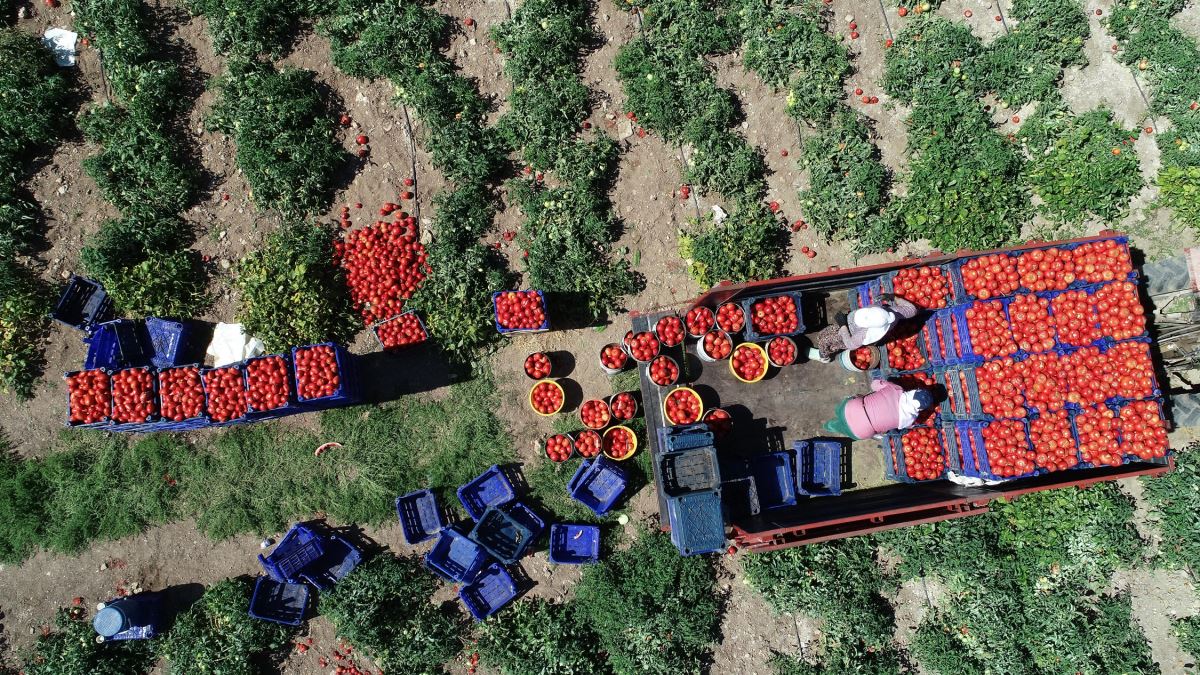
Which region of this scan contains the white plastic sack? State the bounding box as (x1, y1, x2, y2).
(206, 323, 265, 367)
(42, 29, 78, 67)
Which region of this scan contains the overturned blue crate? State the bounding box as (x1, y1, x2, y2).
(52, 275, 113, 332)
(425, 527, 491, 584)
(666, 489, 725, 556)
(298, 533, 361, 591)
(548, 524, 600, 565)
(258, 523, 360, 590)
(568, 456, 628, 516)
(458, 465, 517, 522)
(748, 450, 797, 509)
(656, 424, 714, 454)
(396, 489, 445, 545)
(145, 318, 192, 369)
(720, 475, 760, 518)
(793, 439, 844, 497)
(459, 563, 518, 621)
(248, 577, 309, 626)
(660, 446, 720, 497)
(468, 502, 543, 565)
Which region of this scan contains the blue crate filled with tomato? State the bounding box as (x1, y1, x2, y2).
(492, 290, 549, 334)
(108, 366, 160, 431)
(883, 427, 949, 483)
(953, 419, 1039, 481)
(881, 264, 958, 310)
(372, 310, 428, 350)
(201, 364, 250, 427)
(244, 354, 301, 421)
(740, 291, 805, 340)
(64, 369, 112, 429)
(156, 364, 209, 430)
(291, 343, 361, 409)
(1112, 397, 1170, 463)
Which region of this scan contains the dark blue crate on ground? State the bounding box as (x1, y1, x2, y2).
(291, 343, 362, 409)
(85, 320, 150, 371)
(63, 370, 112, 429)
(548, 524, 600, 564)
(468, 502, 543, 564)
(458, 465, 517, 522)
(492, 290, 550, 334)
(259, 524, 324, 584)
(52, 275, 113, 332)
(425, 527, 492, 583)
(748, 450, 797, 509)
(371, 310, 429, 350)
(201, 364, 250, 427)
(144, 317, 191, 369)
(248, 577, 309, 626)
(459, 563, 518, 621)
(298, 533, 361, 590)
(793, 439, 844, 497)
(154, 364, 210, 429)
(739, 290, 805, 340)
(660, 446, 721, 497)
(396, 489, 445, 545)
(666, 489, 725, 556)
(656, 424, 714, 453)
(720, 475, 760, 518)
(244, 354, 303, 421)
(568, 456, 628, 516)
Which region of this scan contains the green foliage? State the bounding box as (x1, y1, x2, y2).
(72, 0, 186, 114)
(882, 15, 983, 103)
(82, 214, 209, 318)
(477, 598, 611, 675)
(0, 170, 42, 259)
(188, 0, 321, 57)
(1020, 107, 1142, 225)
(234, 223, 355, 352)
(1158, 163, 1200, 229)
(574, 528, 720, 674)
(798, 109, 891, 251)
(738, 0, 851, 124)
(686, 130, 768, 200)
(321, 555, 465, 674)
(22, 607, 155, 675)
(1176, 614, 1200, 661)
(510, 138, 641, 322)
(0, 29, 74, 157)
(0, 259, 51, 398)
(1141, 443, 1200, 570)
(680, 198, 787, 286)
(207, 60, 346, 217)
(979, 0, 1089, 107)
(158, 577, 296, 674)
(631, 0, 739, 56)
(742, 538, 899, 669)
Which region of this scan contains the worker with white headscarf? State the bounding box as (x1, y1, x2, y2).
(809, 293, 919, 362)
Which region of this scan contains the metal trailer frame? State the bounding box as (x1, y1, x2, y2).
(634, 231, 1176, 553)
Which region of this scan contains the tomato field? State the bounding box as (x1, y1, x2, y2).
(2, 0, 1200, 672)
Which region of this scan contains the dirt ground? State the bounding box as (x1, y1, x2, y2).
(2, 0, 1198, 671)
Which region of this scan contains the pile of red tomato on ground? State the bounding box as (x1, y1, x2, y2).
(334, 208, 428, 326)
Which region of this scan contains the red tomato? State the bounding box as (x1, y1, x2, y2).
(891, 266, 950, 309)
(624, 331, 660, 362)
(1019, 352, 1071, 412)
(703, 408, 732, 438)
(1075, 405, 1122, 466)
(610, 392, 638, 421)
(1008, 293, 1055, 353)
(964, 300, 1016, 358)
(375, 313, 427, 348)
(1030, 410, 1078, 472)
(701, 330, 732, 360)
(716, 302, 745, 333)
(1050, 290, 1100, 347)
(976, 359, 1025, 418)
(530, 381, 563, 414)
(731, 344, 766, 381)
(960, 254, 1019, 300)
(899, 427, 945, 480)
(1115, 400, 1168, 459)
(246, 356, 291, 412)
(648, 355, 680, 386)
(1094, 281, 1146, 341)
(110, 367, 157, 423)
(1072, 239, 1131, 284)
(603, 426, 635, 459)
(599, 343, 629, 370)
(580, 399, 612, 429)
(767, 337, 797, 366)
(749, 295, 798, 335)
(885, 332, 925, 370)
(850, 347, 874, 370)
(655, 315, 685, 347)
(67, 369, 112, 425)
(979, 419, 1035, 478)
(1016, 247, 1075, 292)
(493, 290, 546, 330)
(336, 213, 428, 326)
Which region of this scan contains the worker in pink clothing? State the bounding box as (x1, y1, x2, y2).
(823, 380, 936, 440)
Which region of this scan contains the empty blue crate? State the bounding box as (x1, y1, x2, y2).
(568, 456, 628, 516)
(667, 490, 725, 556)
(291, 343, 361, 409)
(145, 317, 191, 369)
(459, 563, 518, 621)
(748, 450, 797, 509)
(739, 290, 805, 340)
(793, 439, 844, 497)
(52, 275, 113, 332)
(425, 527, 491, 583)
(720, 475, 760, 518)
(298, 533, 361, 590)
(258, 524, 325, 584)
(660, 446, 720, 497)
(469, 502, 543, 565)
(656, 424, 714, 453)
(396, 489, 445, 545)
(458, 465, 517, 521)
(85, 320, 149, 371)
(549, 524, 600, 564)
(248, 577, 309, 626)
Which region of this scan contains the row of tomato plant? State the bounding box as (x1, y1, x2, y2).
(492, 0, 641, 322)
(0, 30, 75, 398)
(320, 0, 510, 361)
(614, 0, 787, 287)
(72, 0, 208, 318)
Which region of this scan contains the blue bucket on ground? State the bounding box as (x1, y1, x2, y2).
(396, 489, 445, 545)
(248, 577, 309, 626)
(548, 524, 600, 564)
(457, 465, 518, 522)
(459, 563, 518, 621)
(93, 593, 162, 641)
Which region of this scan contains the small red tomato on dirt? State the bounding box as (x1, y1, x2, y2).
(355, 134, 368, 145)
(339, 114, 352, 126)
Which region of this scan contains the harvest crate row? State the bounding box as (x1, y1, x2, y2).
(64, 343, 361, 432)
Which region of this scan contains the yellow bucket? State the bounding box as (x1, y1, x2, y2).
(602, 425, 638, 461)
(662, 386, 703, 426)
(528, 379, 565, 416)
(729, 342, 768, 383)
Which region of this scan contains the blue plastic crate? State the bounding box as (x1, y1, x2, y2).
(740, 291, 805, 341)
(953, 419, 1039, 481)
(291, 343, 361, 409)
(259, 524, 324, 584)
(883, 427, 948, 483)
(1040, 286, 1108, 351)
(720, 475, 760, 518)
(299, 534, 361, 590)
(793, 439, 843, 497)
(52, 275, 113, 332)
(144, 318, 191, 369)
(548, 524, 600, 564)
(85, 320, 150, 371)
(243, 354, 302, 420)
(660, 446, 720, 497)
(748, 450, 797, 509)
(881, 264, 959, 308)
(248, 577, 309, 626)
(396, 489, 445, 545)
(154, 364, 210, 427)
(63, 369, 112, 429)
(567, 456, 628, 516)
(371, 310, 429, 350)
(656, 424, 715, 453)
(425, 527, 492, 583)
(201, 364, 250, 426)
(458, 465, 517, 522)
(492, 290, 550, 334)
(666, 489, 725, 556)
(459, 563, 518, 621)
(108, 366, 162, 431)
(1110, 397, 1169, 462)
(1101, 337, 1162, 406)
(469, 503, 543, 564)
